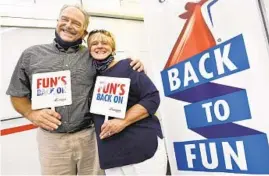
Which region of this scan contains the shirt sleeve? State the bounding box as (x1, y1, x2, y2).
(6, 50, 31, 98)
(129, 68, 160, 115)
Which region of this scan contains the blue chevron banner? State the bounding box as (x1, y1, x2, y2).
(161, 34, 269, 174)
(143, 0, 269, 174)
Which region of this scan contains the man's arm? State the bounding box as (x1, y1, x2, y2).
(10, 96, 61, 131)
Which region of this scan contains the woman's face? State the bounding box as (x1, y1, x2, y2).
(88, 33, 113, 60)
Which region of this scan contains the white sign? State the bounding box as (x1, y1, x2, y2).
(143, 0, 269, 175)
(90, 76, 130, 119)
(31, 70, 72, 110)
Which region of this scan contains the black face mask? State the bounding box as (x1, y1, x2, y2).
(54, 30, 82, 50)
(92, 54, 114, 73)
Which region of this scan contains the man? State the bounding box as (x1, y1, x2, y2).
(6, 4, 144, 175)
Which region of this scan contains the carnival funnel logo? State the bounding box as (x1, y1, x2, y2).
(161, 0, 269, 174)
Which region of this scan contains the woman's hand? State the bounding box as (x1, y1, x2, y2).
(100, 119, 127, 139)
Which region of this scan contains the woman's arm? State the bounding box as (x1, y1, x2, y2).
(100, 66, 160, 139)
(100, 102, 150, 139)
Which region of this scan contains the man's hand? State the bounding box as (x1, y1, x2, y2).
(100, 119, 127, 139)
(26, 109, 61, 131)
(130, 59, 144, 72)
(10, 96, 61, 131)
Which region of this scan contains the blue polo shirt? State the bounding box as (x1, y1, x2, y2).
(91, 59, 163, 169)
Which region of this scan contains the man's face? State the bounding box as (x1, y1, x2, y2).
(56, 7, 86, 42)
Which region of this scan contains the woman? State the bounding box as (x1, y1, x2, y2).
(88, 29, 167, 175)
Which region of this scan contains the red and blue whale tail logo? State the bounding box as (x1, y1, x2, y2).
(165, 0, 216, 69)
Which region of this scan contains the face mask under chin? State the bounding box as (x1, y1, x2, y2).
(54, 30, 83, 50)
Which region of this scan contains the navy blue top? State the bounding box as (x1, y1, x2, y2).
(92, 59, 163, 169)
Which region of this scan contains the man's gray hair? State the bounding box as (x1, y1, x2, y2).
(59, 4, 90, 30)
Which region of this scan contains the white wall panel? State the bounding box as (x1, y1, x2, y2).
(0, 0, 34, 5)
(0, 0, 143, 28)
(260, 0, 269, 33)
(1, 28, 55, 120)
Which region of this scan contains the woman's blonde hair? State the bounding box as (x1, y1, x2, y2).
(87, 29, 116, 53)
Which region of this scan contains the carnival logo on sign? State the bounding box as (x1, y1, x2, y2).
(161, 0, 269, 174)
